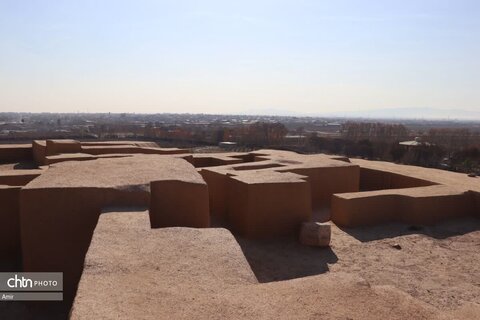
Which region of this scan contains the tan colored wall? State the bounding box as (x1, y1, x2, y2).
(0, 171, 42, 186)
(331, 194, 401, 227)
(284, 166, 359, 210)
(189, 157, 243, 168)
(0, 144, 32, 163)
(45, 154, 95, 165)
(331, 191, 476, 227)
(227, 179, 311, 238)
(226, 178, 250, 234)
(20, 187, 150, 304)
(359, 168, 435, 191)
(32, 140, 47, 165)
(81, 145, 188, 156)
(474, 191, 480, 218)
(81, 145, 142, 155)
(46, 140, 82, 156)
(149, 180, 209, 228)
(200, 170, 230, 219)
(0, 186, 21, 265)
(402, 193, 475, 225)
(139, 147, 189, 155)
(232, 163, 284, 171)
(81, 141, 159, 148)
(201, 170, 265, 222)
(229, 153, 257, 162)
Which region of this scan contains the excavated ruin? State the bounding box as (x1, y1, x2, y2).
(0, 139, 479, 319)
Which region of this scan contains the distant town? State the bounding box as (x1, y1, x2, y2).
(1, 112, 479, 174)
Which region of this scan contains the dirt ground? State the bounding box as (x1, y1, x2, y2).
(72, 210, 472, 320)
(3, 215, 479, 319)
(235, 216, 480, 312)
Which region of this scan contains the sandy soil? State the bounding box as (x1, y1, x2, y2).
(4, 213, 479, 320)
(68, 210, 480, 320)
(236, 216, 480, 311)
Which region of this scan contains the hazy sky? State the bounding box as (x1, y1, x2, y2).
(0, 0, 479, 115)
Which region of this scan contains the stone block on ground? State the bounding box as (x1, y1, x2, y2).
(299, 222, 331, 247)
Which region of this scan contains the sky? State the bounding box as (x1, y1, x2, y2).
(0, 0, 479, 115)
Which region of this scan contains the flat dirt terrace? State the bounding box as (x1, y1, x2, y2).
(71, 209, 480, 320)
(236, 218, 480, 312)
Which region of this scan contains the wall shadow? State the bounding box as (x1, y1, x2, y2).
(339, 216, 480, 242)
(235, 235, 338, 283)
(13, 161, 39, 170)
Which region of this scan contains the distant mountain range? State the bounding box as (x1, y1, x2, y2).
(243, 107, 480, 120)
(329, 107, 480, 120)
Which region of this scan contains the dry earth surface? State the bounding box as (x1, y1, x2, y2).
(236, 217, 480, 313)
(70, 210, 480, 320)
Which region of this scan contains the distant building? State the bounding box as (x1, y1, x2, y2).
(399, 137, 432, 148)
(219, 141, 237, 149)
